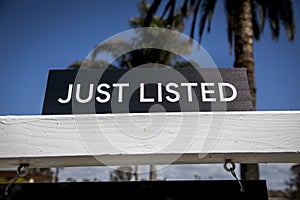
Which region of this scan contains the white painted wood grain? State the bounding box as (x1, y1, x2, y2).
(0, 111, 299, 168)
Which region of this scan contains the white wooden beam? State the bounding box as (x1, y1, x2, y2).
(0, 111, 299, 168)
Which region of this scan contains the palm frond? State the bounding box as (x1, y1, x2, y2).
(225, 0, 234, 54)
(190, 0, 201, 40)
(251, 0, 260, 40)
(254, 0, 266, 33)
(268, 2, 280, 40)
(259, 3, 266, 33)
(161, 0, 173, 19)
(189, 0, 197, 7)
(198, 0, 217, 43)
(278, 0, 295, 40)
(255, 0, 294, 41)
(144, 0, 162, 27)
(167, 0, 176, 27)
(181, 0, 189, 17)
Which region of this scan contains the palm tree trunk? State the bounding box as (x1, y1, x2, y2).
(149, 165, 157, 180)
(52, 167, 60, 183)
(233, 0, 259, 180)
(134, 165, 140, 181)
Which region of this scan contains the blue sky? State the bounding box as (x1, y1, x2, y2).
(0, 0, 299, 190)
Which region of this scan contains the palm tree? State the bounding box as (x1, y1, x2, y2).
(143, 0, 295, 180)
(95, 0, 188, 69)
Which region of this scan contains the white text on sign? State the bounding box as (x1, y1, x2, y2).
(58, 82, 237, 104)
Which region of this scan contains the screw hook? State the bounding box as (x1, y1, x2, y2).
(224, 159, 245, 192)
(4, 164, 29, 196)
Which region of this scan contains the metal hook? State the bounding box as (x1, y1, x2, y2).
(4, 164, 29, 196)
(224, 159, 245, 192)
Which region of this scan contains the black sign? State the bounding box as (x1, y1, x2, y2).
(0, 180, 268, 200)
(42, 68, 252, 115)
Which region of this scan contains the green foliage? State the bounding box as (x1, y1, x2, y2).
(74, 1, 193, 70)
(131, 0, 185, 32)
(68, 60, 117, 69)
(144, 0, 295, 51)
(285, 170, 300, 200)
(109, 166, 133, 182)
